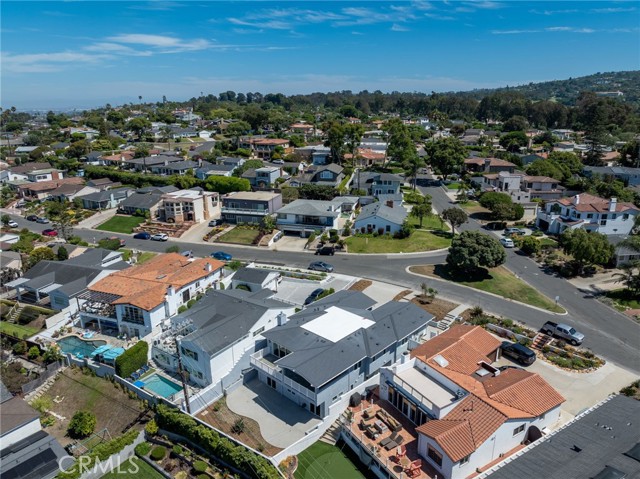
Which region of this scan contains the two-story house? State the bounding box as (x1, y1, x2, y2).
(242, 167, 283, 188)
(464, 157, 517, 174)
(2, 162, 52, 183)
(152, 288, 295, 388)
(250, 291, 435, 418)
(371, 325, 564, 479)
(583, 166, 640, 187)
(536, 193, 640, 235)
(79, 253, 225, 338)
(290, 164, 346, 188)
(479, 172, 565, 202)
(221, 191, 282, 224)
(355, 172, 403, 196)
(275, 199, 342, 236)
(160, 188, 219, 224)
(249, 138, 291, 160)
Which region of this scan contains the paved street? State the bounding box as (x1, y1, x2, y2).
(3, 204, 639, 373)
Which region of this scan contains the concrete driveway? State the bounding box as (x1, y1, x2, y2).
(226, 378, 322, 448)
(494, 356, 638, 417)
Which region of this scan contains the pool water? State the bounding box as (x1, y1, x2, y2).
(140, 373, 183, 399)
(58, 336, 106, 358)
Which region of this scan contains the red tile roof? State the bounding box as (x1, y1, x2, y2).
(554, 193, 639, 213)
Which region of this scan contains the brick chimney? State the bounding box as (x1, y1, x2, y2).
(609, 197, 617, 212)
(386, 200, 394, 208)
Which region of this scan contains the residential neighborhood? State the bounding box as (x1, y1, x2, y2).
(1, 7, 639, 479)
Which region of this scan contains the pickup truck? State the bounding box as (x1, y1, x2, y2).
(541, 321, 584, 345)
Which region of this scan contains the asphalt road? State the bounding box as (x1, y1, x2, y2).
(3, 199, 640, 373)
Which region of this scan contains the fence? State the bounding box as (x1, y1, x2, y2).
(21, 360, 65, 394)
(77, 431, 145, 479)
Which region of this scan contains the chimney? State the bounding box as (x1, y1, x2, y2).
(205, 262, 212, 272)
(164, 159, 169, 166)
(386, 200, 394, 208)
(575, 194, 580, 205)
(609, 197, 617, 212)
(166, 285, 175, 297)
(277, 312, 288, 326)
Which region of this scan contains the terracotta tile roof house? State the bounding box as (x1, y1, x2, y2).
(375, 325, 564, 479)
(17, 177, 85, 200)
(80, 253, 225, 338)
(464, 157, 517, 174)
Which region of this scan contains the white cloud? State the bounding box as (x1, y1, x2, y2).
(591, 7, 636, 13)
(2, 51, 108, 73)
(391, 24, 410, 32)
(491, 29, 540, 35)
(84, 42, 152, 56)
(106, 34, 211, 52)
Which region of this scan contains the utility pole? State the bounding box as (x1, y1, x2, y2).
(174, 337, 191, 413)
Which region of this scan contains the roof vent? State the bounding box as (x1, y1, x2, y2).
(156, 274, 167, 279)
(433, 355, 449, 368)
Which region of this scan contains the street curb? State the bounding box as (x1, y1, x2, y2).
(405, 266, 569, 316)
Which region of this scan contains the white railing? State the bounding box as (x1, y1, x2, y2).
(393, 375, 437, 414)
(250, 350, 317, 401)
(221, 207, 269, 215)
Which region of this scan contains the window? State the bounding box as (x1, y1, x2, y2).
(253, 326, 265, 337)
(182, 289, 190, 303)
(195, 281, 200, 289)
(386, 225, 391, 232)
(180, 347, 198, 361)
(352, 360, 362, 371)
(267, 377, 276, 389)
(513, 424, 525, 436)
(427, 446, 443, 467)
(459, 455, 470, 465)
(623, 213, 629, 220)
(122, 305, 144, 325)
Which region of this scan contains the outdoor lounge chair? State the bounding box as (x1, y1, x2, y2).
(395, 435, 405, 446)
(384, 440, 398, 451)
(380, 437, 392, 447)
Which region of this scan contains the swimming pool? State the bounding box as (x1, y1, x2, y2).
(58, 336, 106, 358)
(138, 373, 183, 399)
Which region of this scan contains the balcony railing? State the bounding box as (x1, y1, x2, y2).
(250, 350, 317, 402)
(221, 207, 269, 215)
(393, 375, 438, 416)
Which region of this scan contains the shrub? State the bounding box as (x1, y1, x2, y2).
(172, 445, 183, 457)
(135, 442, 152, 456)
(469, 306, 484, 318)
(67, 411, 97, 438)
(231, 418, 245, 434)
(115, 341, 148, 378)
(166, 245, 179, 253)
(187, 299, 197, 308)
(145, 418, 159, 436)
(151, 446, 167, 461)
(31, 395, 52, 413)
(28, 346, 41, 359)
(178, 305, 188, 314)
(12, 341, 27, 355)
(193, 460, 208, 473)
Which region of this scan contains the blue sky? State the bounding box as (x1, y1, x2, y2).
(2, 1, 639, 110)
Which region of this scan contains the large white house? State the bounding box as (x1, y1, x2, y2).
(78, 253, 225, 338)
(536, 193, 639, 235)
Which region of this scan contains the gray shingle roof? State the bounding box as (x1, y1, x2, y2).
(262, 292, 434, 387)
(355, 201, 408, 225)
(78, 188, 133, 202)
(276, 199, 340, 218)
(120, 192, 163, 209)
(487, 395, 640, 479)
(232, 267, 277, 285)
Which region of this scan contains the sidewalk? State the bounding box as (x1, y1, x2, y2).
(76, 209, 117, 228)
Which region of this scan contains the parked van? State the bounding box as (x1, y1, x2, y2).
(500, 341, 536, 365)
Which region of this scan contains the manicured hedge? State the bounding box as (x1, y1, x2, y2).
(155, 406, 279, 479)
(115, 341, 148, 378)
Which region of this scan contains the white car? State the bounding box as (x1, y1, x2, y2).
(7, 220, 18, 228)
(500, 237, 515, 248)
(150, 233, 169, 241)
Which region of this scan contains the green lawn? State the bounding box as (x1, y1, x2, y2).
(119, 249, 157, 264)
(539, 237, 559, 248)
(100, 457, 163, 479)
(408, 215, 449, 231)
(345, 230, 451, 253)
(446, 182, 461, 190)
(0, 321, 40, 339)
(410, 264, 566, 313)
(216, 226, 261, 244)
(295, 442, 365, 479)
(605, 289, 640, 311)
(95, 215, 145, 234)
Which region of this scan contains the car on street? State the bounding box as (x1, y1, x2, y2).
(500, 341, 536, 365)
(500, 237, 515, 248)
(271, 159, 285, 165)
(181, 250, 193, 258)
(308, 261, 334, 273)
(7, 220, 18, 228)
(133, 232, 151, 240)
(26, 215, 39, 221)
(208, 219, 221, 227)
(504, 227, 525, 236)
(304, 288, 325, 305)
(315, 246, 335, 256)
(42, 229, 58, 237)
(150, 233, 169, 241)
(35, 217, 50, 224)
(211, 251, 232, 261)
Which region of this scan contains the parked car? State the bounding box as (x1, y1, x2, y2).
(181, 250, 193, 258)
(304, 288, 325, 305)
(42, 229, 58, 237)
(133, 231, 151, 240)
(308, 261, 334, 273)
(272, 159, 285, 165)
(150, 233, 169, 241)
(315, 246, 336, 256)
(35, 217, 50, 224)
(7, 220, 18, 228)
(500, 237, 515, 248)
(208, 219, 221, 227)
(541, 321, 584, 346)
(500, 341, 536, 366)
(211, 251, 232, 261)
(26, 215, 39, 221)
(504, 227, 525, 236)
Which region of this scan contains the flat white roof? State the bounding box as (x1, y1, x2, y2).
(301, 306, 374, 343)
(397, 366, 458, 409)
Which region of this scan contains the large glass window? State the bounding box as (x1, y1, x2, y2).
(427, 446, 443, 467)
(122, 305, 144, 325)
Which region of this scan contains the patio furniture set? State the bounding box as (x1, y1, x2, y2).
(359, 408, 405, 450)
(130, 364, 150, 381)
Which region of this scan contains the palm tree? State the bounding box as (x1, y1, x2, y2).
(613, 260, 640, 295)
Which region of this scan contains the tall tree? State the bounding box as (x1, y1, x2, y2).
(384, 119, 423, 189)
(446, 231, 506, 275)
(44, 201, 75, 240)
(343, 123, 365, 169)
(323, 120, 346, 164)
(560, 229, 614, 273)
(441, 207, 468, 236)
(424, 137, 466, 180)
(409, 195, 433, 228)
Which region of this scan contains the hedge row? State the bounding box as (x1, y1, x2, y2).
(115, 341, 148, 378)
(57, 429, 139, 479)
(155, 405, 280, 479)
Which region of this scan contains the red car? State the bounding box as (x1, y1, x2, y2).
(42, 229, 58, 237)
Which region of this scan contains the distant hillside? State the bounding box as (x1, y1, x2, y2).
(455, 71, 640, 107)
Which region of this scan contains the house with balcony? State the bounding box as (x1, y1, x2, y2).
(160, 188, 219, 224)
(536, 193, 640, 236)
(250, 291, 435, 418)
(248, 138, 291, 160)
(78, 253, 225, 338)
(359, 325, 565, 479)
(152, 288, 295, 388)
(355, 172, 403, 197)
(290, 164, 345, 188)
(221, 191, 282, 224)
(478, 171, 565, 205)
(275, 199, 341, 235)
(242, 166, 283, 188)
